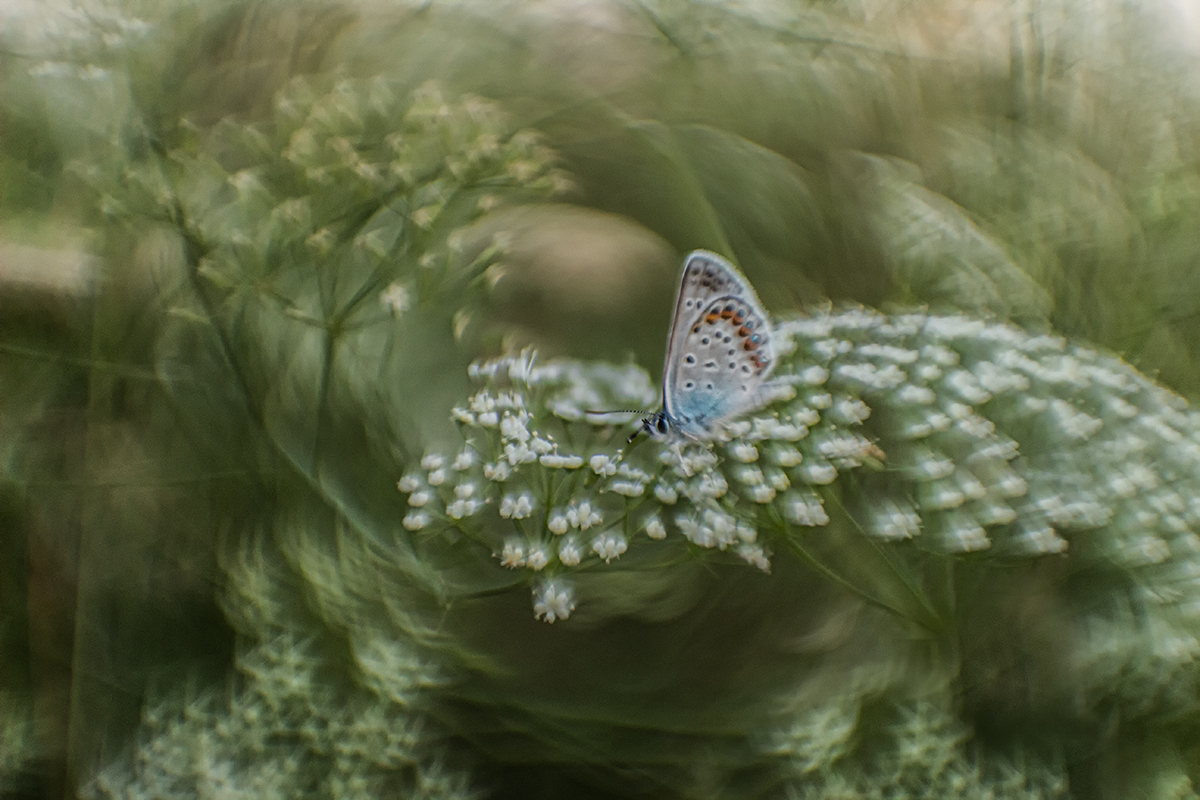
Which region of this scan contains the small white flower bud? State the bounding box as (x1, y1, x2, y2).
(645, 515, 667, 540)
(548, 512, 569, 535)
(500, 540, 526, 568)
(558, 537, 582, 565)
(402, 511, 430, 531)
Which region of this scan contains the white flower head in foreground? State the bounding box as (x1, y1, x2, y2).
(404, 309, 1200, 621)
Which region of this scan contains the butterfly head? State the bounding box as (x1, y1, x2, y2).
(630, 409, 671, 443)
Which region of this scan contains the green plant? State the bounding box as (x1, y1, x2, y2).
(7, 1, 1200, 798)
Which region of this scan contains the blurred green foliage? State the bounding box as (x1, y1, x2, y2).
(4, 0, 1200, 798)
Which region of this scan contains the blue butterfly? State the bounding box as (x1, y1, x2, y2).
(636, 250, 775, 441)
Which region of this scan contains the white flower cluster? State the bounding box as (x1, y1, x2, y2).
(399, 354, 703, 621)
(398, 310, 1200, 621)
(779, 307, 1200, 570)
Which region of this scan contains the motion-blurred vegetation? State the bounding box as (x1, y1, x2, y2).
(3, 0, 1200, 798)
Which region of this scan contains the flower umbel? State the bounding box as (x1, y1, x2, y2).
(398, 309, 1200, 622)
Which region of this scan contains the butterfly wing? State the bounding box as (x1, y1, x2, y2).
(662, 251, 774, 437)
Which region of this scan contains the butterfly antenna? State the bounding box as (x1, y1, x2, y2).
(584, 408, 649, 416)
(583, 409, 651, 444)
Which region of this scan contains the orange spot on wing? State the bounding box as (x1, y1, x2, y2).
(705, 311, 720, 324)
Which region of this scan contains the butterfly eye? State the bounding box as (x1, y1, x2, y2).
(656, 417, 669, 435)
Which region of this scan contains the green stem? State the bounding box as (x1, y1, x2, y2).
(822, 485, 943, 628)
(780, 533, 922, 626)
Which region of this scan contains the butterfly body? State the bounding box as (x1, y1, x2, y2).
(638, 251, 775, 441)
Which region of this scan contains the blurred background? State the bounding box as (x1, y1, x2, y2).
(3, 0, 1200, 798)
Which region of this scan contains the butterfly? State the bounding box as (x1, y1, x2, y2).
(634, 250, 776, 442)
